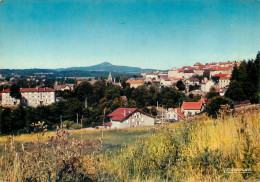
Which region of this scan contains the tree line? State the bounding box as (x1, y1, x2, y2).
(1, 79, 202, 134)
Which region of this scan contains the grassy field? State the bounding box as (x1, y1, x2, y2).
(0, 106, 259, 181)
(0, 125, 159, 156)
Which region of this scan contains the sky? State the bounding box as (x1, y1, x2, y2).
(0, 0, 259, 70)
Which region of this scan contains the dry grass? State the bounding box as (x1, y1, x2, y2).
(0, 106, 259, 181)
(94, 106, 260, 181)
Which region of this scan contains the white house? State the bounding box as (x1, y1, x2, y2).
(168, 68, 179, 78)
(219, 77, 230, 88)
(181, 101, 203, 116)
(126, 80, 144, 88)
(160, 77, 172, 87)
(165, 108, 185, 121)
(1, 87, 56, 107)
(54, 84, 75, 91)
(183, 69, 194, 79)
(145, 73, 159, 80)
(108, 108, 155, 129)
(201, 78, 215, 93)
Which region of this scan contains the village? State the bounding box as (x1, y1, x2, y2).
(0, 60, 240, 129)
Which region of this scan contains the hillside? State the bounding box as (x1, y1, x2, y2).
(0, 106, 259, 181)
(57, 62, 160, 73)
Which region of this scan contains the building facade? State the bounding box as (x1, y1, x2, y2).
(1, 87, 55, 107)
(108, 108, 155, 129)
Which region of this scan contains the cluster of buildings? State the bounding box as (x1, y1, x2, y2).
(126, 61, 236, 96)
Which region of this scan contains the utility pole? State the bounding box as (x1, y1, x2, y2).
(102, 107, 106, 140)
(60, 115, 62, 128)
(85, 98, 88, 108)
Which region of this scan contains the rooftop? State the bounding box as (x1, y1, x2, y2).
(181, 101, 202, 110)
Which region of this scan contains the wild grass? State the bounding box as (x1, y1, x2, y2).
(0, 106, 259, 181)
(94, 106, 260, 181)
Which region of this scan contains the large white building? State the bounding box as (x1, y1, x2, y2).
(1, 87, 55, 107)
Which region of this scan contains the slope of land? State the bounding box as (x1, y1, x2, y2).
(0, 106, 259, 181)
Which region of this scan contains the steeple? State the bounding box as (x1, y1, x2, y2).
(108, 72, 113, 82)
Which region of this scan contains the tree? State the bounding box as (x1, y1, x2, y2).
(10, 84, 21, 100)
(151, 106, 158, 116)
(75, 81, 93, 102)
(176, 80, 185, 91)
(225, 52, 260, 103)
(205, 88, 219, 100)
(206, 96, 232, 118)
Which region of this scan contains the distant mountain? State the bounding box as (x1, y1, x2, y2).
(57, 62, 160, 73)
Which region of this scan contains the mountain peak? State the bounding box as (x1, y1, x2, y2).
(99, 62, 112, 66)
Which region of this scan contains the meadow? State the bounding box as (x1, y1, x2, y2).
(0, 105, 259, 181)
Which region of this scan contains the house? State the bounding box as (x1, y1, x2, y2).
(183, 69, 194, 79)
(1, 87, 55, 107)
(145, 73, 159, 80)
(188, 78, 200, 86)
(160, 77, 172, 87)
(165, 108, 185, 121)
(108, 108, 155, 129)
(168, 68, 184, 78)
(126, 80, 144, 88)
(194, 62, 203, 68)
(54, 84, 75, 91)
(158, 72, 168, 78)
(212, 74, 228, 83)
(201, 78, 215, 93)
(169, 77, 184, 84)
(181, 101, 203, 116)
(168, 68, 179, 78)
(219, 77, 230, 88)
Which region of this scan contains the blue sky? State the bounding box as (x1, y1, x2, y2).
(0, 0, 259, 70)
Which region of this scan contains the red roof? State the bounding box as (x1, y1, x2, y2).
(217, 67, 232, 71)
(220, 77, 230, 80)
(2, 87, 55, 93)
(200, 98, 208, 104)
(170, 77, 184, 80)
(174, 108, 186, 119)
(220, 62, 234, 65)
(162, 77, 171, 81)
(181, 101, 202, 110)
(108, 108, 155, 122)
(104, 122, 112, 127)
(212, 74, 228, 78)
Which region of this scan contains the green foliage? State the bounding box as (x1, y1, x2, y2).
(206, 96, 233, 118)
(150, 106, 157, 116)
(226, 52, 260, 103)
(176, 80, 185, 91)
(70, 123, 82, 129)
(184, 94, 201, 102)
(10, 84, 21, 100)
(239, 116, 257, 179)
(205, 88, 220, 100)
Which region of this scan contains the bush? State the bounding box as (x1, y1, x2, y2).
(70, 123, 83, 130)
